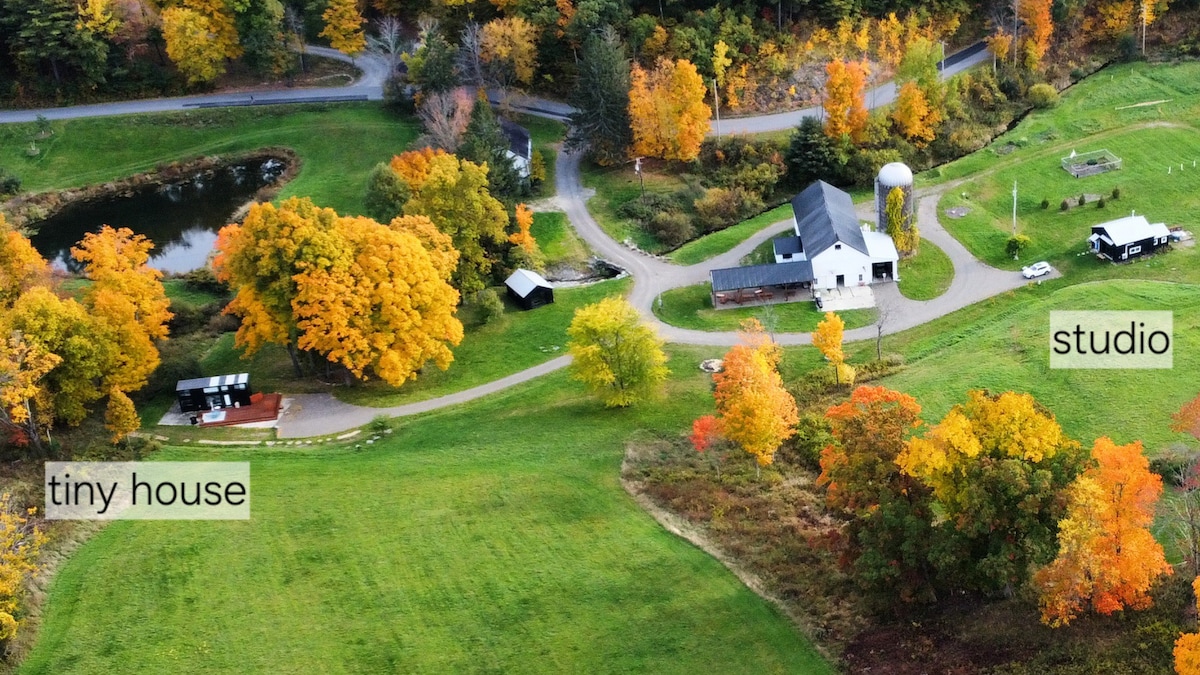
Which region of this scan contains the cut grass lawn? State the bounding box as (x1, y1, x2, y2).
(161, 279, 226, 310)
(897, 241, 954, 300)
(21, 354, 832, 675)
(654, 282, 877, 333)
(335, 278, 630, 407)
(669, 204, 793, 265)
(739, 226, 795, 265)
(924, 62, 1200, 271)
(0, 104, 419, 215)
(532, 211, 588, 266)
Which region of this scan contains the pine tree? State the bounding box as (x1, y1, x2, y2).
(458, 95, 523, 202)
(565, 27, 632, 167)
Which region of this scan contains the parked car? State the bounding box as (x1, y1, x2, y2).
(1022, 261, 1052, 279)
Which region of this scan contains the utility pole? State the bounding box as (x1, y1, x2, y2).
(1012, 0, 1020, 67)
(635, 157, 645, 198)
(1012, 181, 1018, 236)
(713, 78, 722, 140)
(1141, 0, 1148, 55)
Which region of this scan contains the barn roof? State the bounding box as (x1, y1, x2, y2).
(710, 261, 813, 292)
(791, 181, 868, 257)
(1093, 215, 1170, 247)
(500, 120, 531, 160)
(176, 373, 248, 392)
(773, 236, 803, 257)
(505, 268, 552, 298)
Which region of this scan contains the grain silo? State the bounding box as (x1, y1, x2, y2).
(875, 162, 914, 234)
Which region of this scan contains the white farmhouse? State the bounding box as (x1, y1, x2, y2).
(772, 181, 899, 289)
(500, 119, 532, 179)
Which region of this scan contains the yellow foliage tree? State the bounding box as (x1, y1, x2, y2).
(1177, 579, 1200, 675)
(714, 319, 799, 471)
(77, 0, 120, 37)
(813, 311, 856, 385)
(0, 215, 48, 309)
(161, 6, 228, 84)
(823, 59, 869, 143)
(320, 0, 365, 58)
(712, 40, 732, 86)
(481, 16, 539, 87)
(1019, 0, 1054, 71)
(891, 81, 940, 147)
(104, 387, 140, 443)
(567, 296, 669, 407)
(875, 13, 904, 71)
(0, 333, 60, 448)
(628, 58, 712, 162)
(0, 494, 43, 643)
(1034, 437, 1171, 626)
(986, 30, 1013, 64)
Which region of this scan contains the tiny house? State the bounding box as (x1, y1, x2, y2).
(176, 373, 252, 413)
(1089, 215, 1171, 262)
(505, 269, 554, 310)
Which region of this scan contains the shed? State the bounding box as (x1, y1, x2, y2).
(176, 373, 251, 413)
(1089, 215, 1171, 262)
(505, 269, 554, 310)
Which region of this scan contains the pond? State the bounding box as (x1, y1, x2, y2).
(30, 158, 287, 274)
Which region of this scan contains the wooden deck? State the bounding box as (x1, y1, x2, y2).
(199, 393, 282, 427)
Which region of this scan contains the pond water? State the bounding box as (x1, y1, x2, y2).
(30, 158, 287, 274)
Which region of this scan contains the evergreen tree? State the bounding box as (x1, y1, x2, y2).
(403, 31, 458, 96)
(565, 26, 632, 166)
(459, 96, 523, 202)
(237, 0, 292, 77)
(784, 117, 840, 189)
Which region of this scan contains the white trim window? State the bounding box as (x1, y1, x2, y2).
(1128, 244, 1142, 255)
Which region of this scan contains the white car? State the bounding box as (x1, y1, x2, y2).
(1021, 261, 1052, 279)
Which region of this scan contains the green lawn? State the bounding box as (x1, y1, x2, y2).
(532, 211, 588, 266)
(873, 280, 1199, 451)
(922, 62, 1200, 271)
(739, 226, 795, 266)
(654, 282, 877, 333)
(335, 278, 630, 407)
(161, 279, 226, 310)
(21, 354, 831, 674)
(897, 241, 954, 300)
(0, 104, 419, 215)
(514, 114, 564, 191)
(669, 204, 793, 266)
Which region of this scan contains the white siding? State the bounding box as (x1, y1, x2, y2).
(810, 246, 873, 289)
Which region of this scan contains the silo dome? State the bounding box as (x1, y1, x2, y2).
(877, 162, 913, 187)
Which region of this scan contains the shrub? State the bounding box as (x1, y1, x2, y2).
(777, 411, 832, 471)
(1150, 444, 1197, 486)
(1061, 199, 1070, 211)
(1078, 194, 1086, 206)
(1027, 83, 1059, 108)
(1006, 234, 1031, 259)
(693, 186, 764, 233)
(1097, 196, 1106, 208)
(364, 162, 411, 223)
(0, 168, 19, 197)
(1112, 186, 1121, 200)
(648, 211, 695, 247)
(475, 288, 505, 325)
(181, 267, 226, 296)
(617, 193, 679, 224)
(1040, 198, 1050, 209)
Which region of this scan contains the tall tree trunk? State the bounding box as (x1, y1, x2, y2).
(286, 344, 303, 378)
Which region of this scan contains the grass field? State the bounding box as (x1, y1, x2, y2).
(334, 278, 630, 407)
(654, 282, 877, 333)
(897, 241, 954, 300)
(578, 159, 688, 252)
(21, 355, 831, 674)
(531, 211, 588, 266)
(0, 104, 419, 215)
(669, 204, 793, 265)
(927, 62, 1200, 271)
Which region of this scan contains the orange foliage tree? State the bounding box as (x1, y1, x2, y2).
(1018, 0, 1054, 71)
(628, 57, 712, 162)
(713, 320, 798, 474)
(819, 385, 934, 600)
(1177, 578, 1200, 675)
(822, 59, 869, 143)
(1034, 437, 1172, 626)
(891, 81, 940, 147)
(320, 0, 365, 58)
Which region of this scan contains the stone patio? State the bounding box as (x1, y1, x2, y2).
(816, 285, 876, 311)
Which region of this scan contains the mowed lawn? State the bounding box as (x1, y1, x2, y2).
(20, 358, 831, 674)
(0, 104, 419, 215)
(880, 280, 1200, 450)
(931, 62, 1200, 270)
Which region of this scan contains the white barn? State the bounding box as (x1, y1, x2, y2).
(772, 181, 899, 289)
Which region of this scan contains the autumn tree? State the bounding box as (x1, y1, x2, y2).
(236, 0, 290, 77)
(629, 57, 711, 162)
(390, 148, 509, 296)
(320, 0, 365, 58)
(1034, 437, 1172, 627)
(819, 385, 935, 601)
(1018, 0, 1054, 71)
(416, 88, 474, 151)
(823, 59, 869, 143)
(567, 296, 669, 408)
(690, 414, 726, 477)
(0, 333, 59, 449)
(566, 26, 632, 166)
(885, 186, 919, 254)
(481, 16, 538, 89)
(104, 387, 139, 443)
(0, 215, 47, 308)
(161, 6, 228, 84)
(0, 494, 43, 642)
(508, 203, 544, 271)
(897, 390, 1088, 594)
(891, 81, 940, 148)
(1177, 580, 1200, 675)
(77, 0, 120, 37)
(986, 30, 1013, 67)
(813, 311, 855, 385)
(713, 319, 799, 473)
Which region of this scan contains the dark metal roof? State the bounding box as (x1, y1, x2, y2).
(176, 373, 249, 392)
(773, 236, 802, 256)
(710, 261, 813, 292)
(500, 119, 531, 160)
(790, 181, 867, 257)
